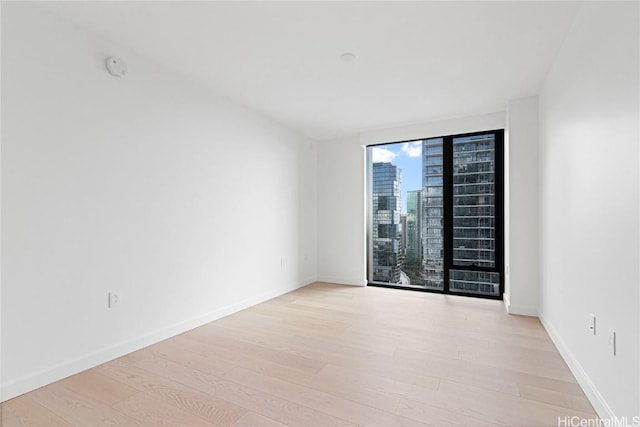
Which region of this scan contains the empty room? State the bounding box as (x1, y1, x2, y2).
(1, 1, 638, 426)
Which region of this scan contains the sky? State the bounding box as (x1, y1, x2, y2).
(371, 140, 422, 214)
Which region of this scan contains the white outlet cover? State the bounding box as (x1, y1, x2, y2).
(609, 331, 617, 356)
(108, 292, 120, 308)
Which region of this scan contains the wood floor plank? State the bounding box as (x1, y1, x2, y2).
(214, 309, 351, 339)
(1, 395, 73, 427)
(213, 312, 402, 356)
(58, 369, 138, 406)
(219, 366, 428, 427)
(175, 327, 364, 374)
(393, 347, 579, 396)
(512, 372, 585, 396)
(183, 327, 328, 374)
(415, 379, 595, 426)
(395, 397, 503, 427)
(28, 383, 143, 426)
(288, 332, 397, 359)
(133, 356, 357, 426)
(517, 384, 595, 413)
(232, 411, 289, 427)
(348, 319, 557, 353)
(112, 392, 218, 427)
(317, 363, 433, 398)
(141, 338, 234, 378)
(95, 357, 247, 426)
(457, 346, 577, 382)
(162, 333, 403, 413)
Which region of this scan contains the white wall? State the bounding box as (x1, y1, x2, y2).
(504, 96, 540, 316)
(359, 112, 505, 147)
(316, 137, 366, 286)
(316, 112, 505, 287)
(539, 1, 639, 418)
(1, 3, 316, 401)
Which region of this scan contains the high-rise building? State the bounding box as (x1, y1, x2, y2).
(420, 133, 499, 295)
(422, 138, 445, 289)
(449, 133, 499, 295)
(372, 162, 402, 283)
(405, 190, 422, 264)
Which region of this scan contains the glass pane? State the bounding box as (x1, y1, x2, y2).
(421, 138, 444, 290)
(450, 270, 500, 296)
(452, 133, 496, 269)
(369, 140, 425, 288)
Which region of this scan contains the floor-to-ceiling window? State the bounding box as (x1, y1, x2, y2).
(366, 130, 504, 299)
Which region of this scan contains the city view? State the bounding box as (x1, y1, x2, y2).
(369, 132, 501, 297)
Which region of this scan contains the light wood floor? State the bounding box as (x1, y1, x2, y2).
(2, 282, 597, 426)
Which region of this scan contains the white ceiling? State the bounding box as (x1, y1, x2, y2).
(42, 1, 581, 141)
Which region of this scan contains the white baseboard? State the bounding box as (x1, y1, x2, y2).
(503, 292, 538, 316)
(0, 278, 313, 402)
(297, 277, 317, 288)
(539, 313, 615, 420)
(316, 275, 366, 286)
(507, 304, 539, 317)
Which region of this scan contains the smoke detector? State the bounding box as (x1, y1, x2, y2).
(106, 56, 128, 77)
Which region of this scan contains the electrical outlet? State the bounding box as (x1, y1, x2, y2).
(609, 330, 616, 356)
(589, 314, 596, 335)
(108, 292, 121, 308)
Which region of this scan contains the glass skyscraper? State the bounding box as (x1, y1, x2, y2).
(371, 162, 402, 283)
(422, 138, 445, 290)
(449, 133, 499, 295)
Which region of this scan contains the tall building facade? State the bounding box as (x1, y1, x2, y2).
(372, 162, 402, 283)
(420, 133, 499, 295)
(422, 138, 445, 289)
(449, 133, 499, 295)
(405, 190, 422, 264)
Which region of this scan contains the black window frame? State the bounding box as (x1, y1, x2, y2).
(366, 129, 505, 301)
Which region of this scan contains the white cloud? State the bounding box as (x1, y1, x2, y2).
(372, 147, 397, 163)
(401, 141, 422, 158)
